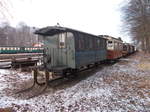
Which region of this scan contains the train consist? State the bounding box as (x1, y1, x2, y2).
(0, 46, 43, 54)
(15, 26, 136, 98)
(100, 35, 135, 60)
(35, 26, 135, 75)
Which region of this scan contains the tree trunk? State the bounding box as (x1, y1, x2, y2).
(148, 37, 150, 53)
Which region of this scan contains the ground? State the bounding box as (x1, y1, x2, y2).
(0, 52, 150, 112)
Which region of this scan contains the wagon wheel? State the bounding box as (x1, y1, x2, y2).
(63, 69, 78, 79)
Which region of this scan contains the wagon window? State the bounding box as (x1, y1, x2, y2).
(101, 39, 104, 49)
(108, 41, 112, 44)
(84, 35, 88, 50)
(120, 43, 123, 50)
(77, 33, 84, 50)
(59, 33, 66, 48)
(114, 42, 117, 50)
(97, 39, 100, 49)
(89, 37, 93, 49)
(116, 43, 118, 50)
(117, 43, 120, 50)
(93, 38, 96, 50)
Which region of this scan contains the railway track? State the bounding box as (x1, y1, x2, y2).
(16, 55, 133, 100)
(14, 60, 117, 99)
(0, 53, 43, 60)
(0, 53, 43, 69)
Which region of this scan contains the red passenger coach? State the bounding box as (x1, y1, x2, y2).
(101, 35, 123, 60)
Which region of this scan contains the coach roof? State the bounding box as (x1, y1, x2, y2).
(35, 26, 107, 40)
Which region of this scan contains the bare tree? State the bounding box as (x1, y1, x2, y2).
(0, 0, 12, 21)
(16, 22, 39, 47)
(122, 0, 150, 53)
(0, 27, 7, 46)
(0, 22, 40, 47)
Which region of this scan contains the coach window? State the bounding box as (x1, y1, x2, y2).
(103, 40, 105, 49)
(84, 35, 88, 50)
(84, 36, 88, 50)
(97, 39, 100, 49)
(75, 33, 79, 50)
(100, 39, 102, 49)
(116, 43, 118, 50)
(59, 32, 66, 48)
(108, 40, 112, 47)
(114, 42, 116, 50)
(78, 36, 82, 50)
(118, 43, 120, 50)
(89, 38, 91, 49)
(100, 39, 103, 49)
(93, 38, 96, 50)
(92, 38, 94, 49)
(120, 43, 123, 50)
(101, 40, 103, 49)
(117, 43, 120, 50)
(78, 34, 84, 50)
(113, 42, 116, 50)
(108, 41, 112, 44)
(82, 34, 85, 50)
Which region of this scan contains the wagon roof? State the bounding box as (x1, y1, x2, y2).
(35, 26, 107, 40)
(99, 35, 123, 42)
(34, 26, 66, 36)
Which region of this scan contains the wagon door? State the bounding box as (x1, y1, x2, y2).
(57, 32, 68, 66)
(56, 32, 75, 68)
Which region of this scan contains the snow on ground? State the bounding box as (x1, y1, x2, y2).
(0, 53, 150, 112)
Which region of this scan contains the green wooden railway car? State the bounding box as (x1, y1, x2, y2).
(35, 26, 107, 74)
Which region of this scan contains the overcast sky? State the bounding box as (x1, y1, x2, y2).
(2, 0, 131, 42)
